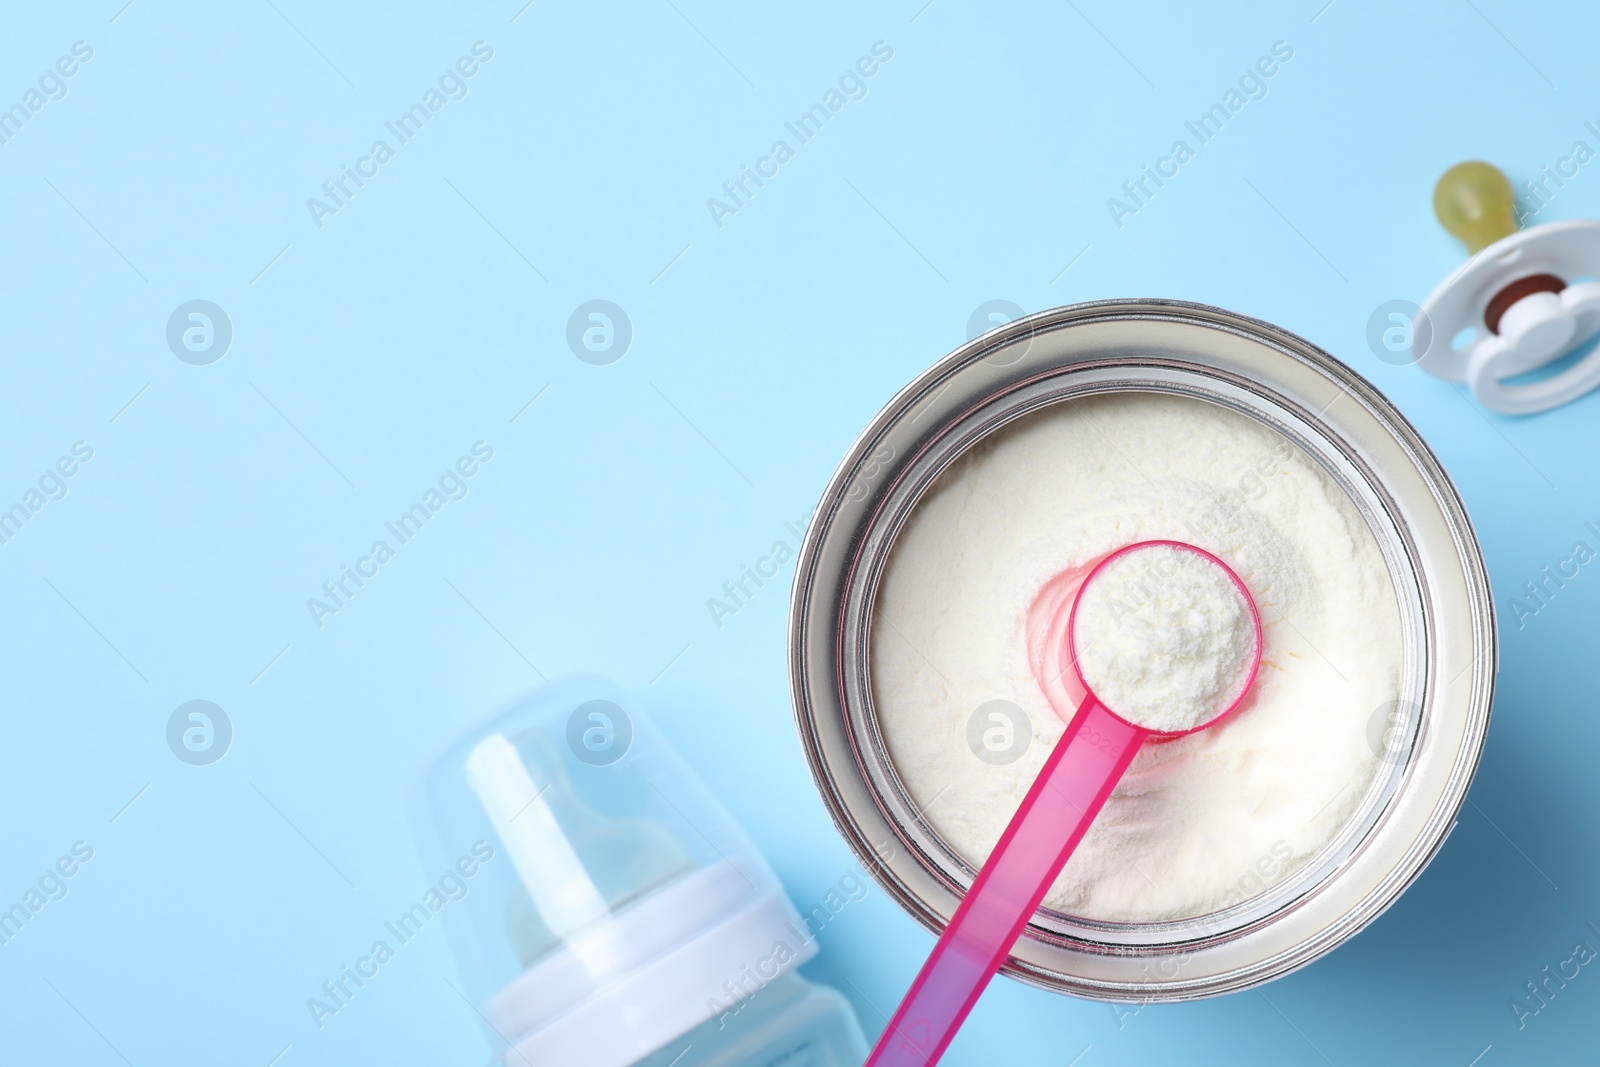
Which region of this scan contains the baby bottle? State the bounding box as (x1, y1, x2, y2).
(415, 679, 869, 1066)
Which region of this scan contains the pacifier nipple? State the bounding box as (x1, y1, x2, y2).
(1433, 161, 1519, 254)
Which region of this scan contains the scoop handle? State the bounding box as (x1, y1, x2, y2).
(864, 699, 1145, 1067)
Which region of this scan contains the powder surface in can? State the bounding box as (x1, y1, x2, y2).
(870, 392, 1403, 922)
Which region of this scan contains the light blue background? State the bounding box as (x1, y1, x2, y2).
(1, 1, 1596, 1064)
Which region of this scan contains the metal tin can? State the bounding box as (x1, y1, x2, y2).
(788, 299, 1495, 1000)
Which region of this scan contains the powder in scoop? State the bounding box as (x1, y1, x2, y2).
(1072, 544, 1257, 733)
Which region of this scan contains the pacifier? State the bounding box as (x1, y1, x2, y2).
(1415, 161, 1600, 414)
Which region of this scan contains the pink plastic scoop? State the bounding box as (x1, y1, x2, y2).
(864, 540, 1263, 1067)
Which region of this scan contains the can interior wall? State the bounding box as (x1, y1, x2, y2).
(788, 300, 1495, 1001)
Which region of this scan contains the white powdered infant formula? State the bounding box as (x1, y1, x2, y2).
(870, 392, 1402, 922)
(1072, 543, 1258, 734)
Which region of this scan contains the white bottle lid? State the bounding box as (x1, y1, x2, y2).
(487, 861, 818, 1067)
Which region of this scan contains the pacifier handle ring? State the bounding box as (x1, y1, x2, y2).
(1468, 340, 1600, 416)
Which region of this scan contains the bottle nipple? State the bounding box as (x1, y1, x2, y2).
(1433, 161, 1519, 254)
